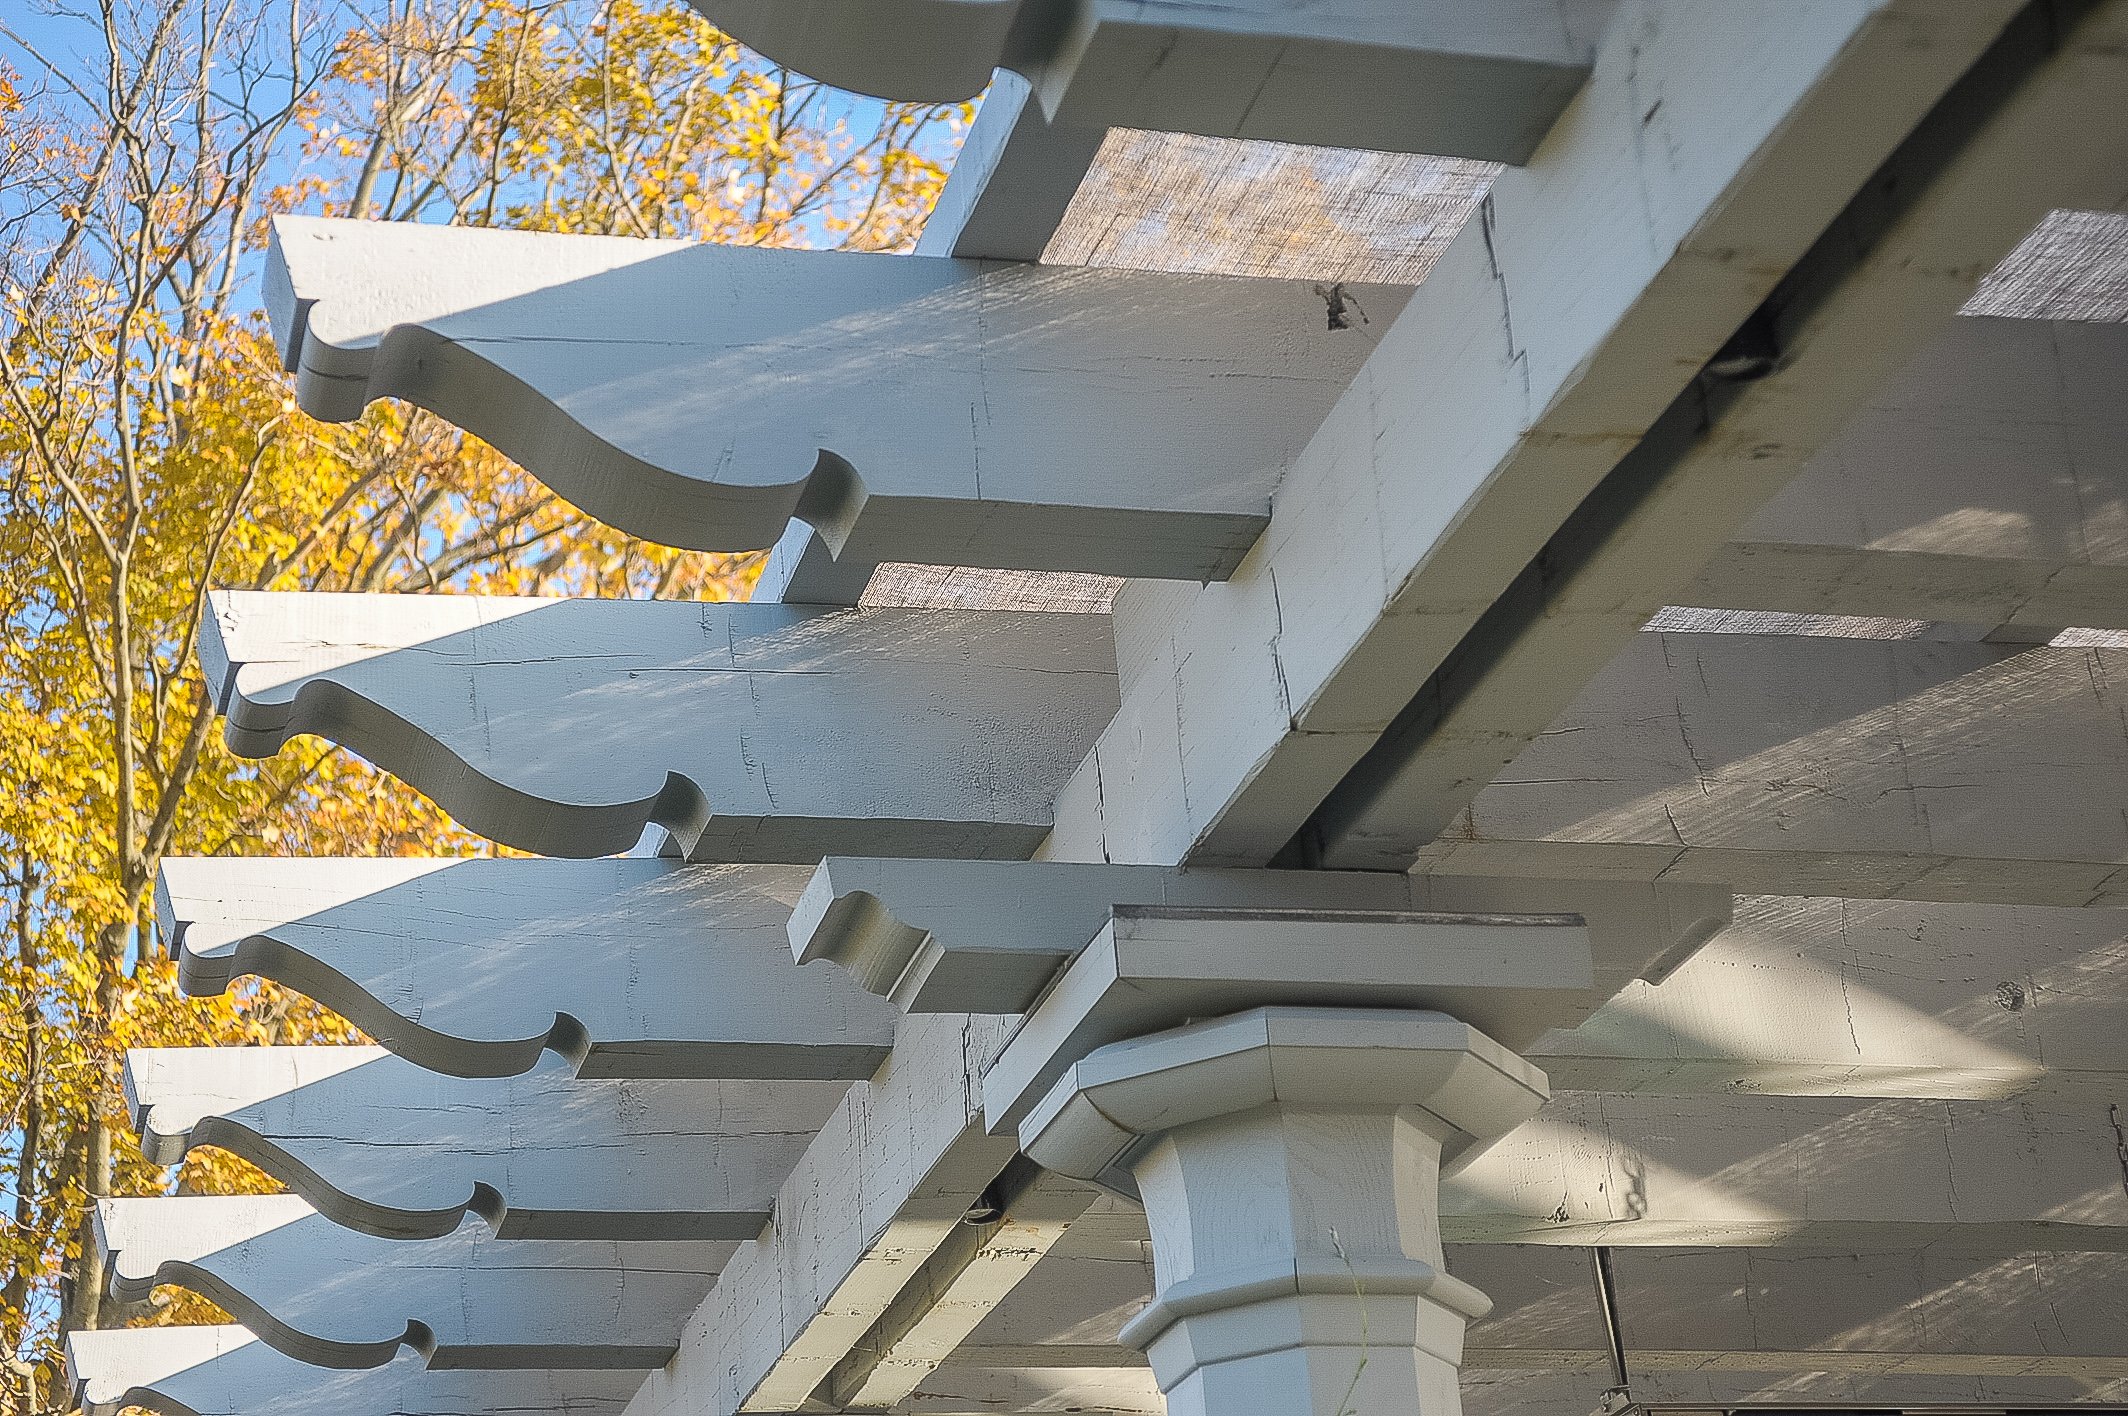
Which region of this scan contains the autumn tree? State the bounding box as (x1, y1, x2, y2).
(0, 2, 965, 1407)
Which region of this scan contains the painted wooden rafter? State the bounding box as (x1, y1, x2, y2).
(67, 1326, 644, 1416)
(684, 0, 1599, 161)
(126, 1047, 846, 1241)
(200, 591, 1118, 860)
(95, 1196, 724, 1371)
(1421, 633, 2128, 905)
(268, 216, 1405, 582)
(159, 856, 897, 1079)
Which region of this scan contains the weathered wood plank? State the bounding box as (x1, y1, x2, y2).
(684, 0, 1598, 160)
(200, 593, 1117, 861)
(68, 1326, 645, 1416)
(96, 1197, 725, 1371)
(159, 857, 896, 1079)
(127, 1047, 846, 1240)
(269, 216, 1405, 579)
(1043, 0, 2030, 870)
(1418, 634, 2128, 907)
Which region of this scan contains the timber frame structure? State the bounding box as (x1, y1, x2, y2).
(64, 3, 2128, 1415)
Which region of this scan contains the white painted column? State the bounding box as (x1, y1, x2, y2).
(1020, 1007, 1548, 1416)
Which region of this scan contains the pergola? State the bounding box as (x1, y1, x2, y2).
(63, 4, 2128, 1416)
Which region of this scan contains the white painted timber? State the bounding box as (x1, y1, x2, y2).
(267, 215, 1406, 581)
(791, 857, 1729, 1012)
(686, 1, 1599, 160)
(1040, 0, 2031, 870)
(1453, 1243, 2128, 1378)
(67, 1326, 644, 1416)
(950, 1225, 2128, 1386)
(622, 1012, 1025, 1416)
(1417, 633, 2128, 907)
(1020, 1007, 1549, 1416)
(199, 593, 1118, 861)
(126, 1047, 846, 1240)
(158, 857, 895, 1079)
(982, 906, 1590, 1132)
(913, 74, 1106, 263)
(1691, 317, 2128, 633)
(96, 1196, 726, 1371)
(1532, 894, 2128, 1100)
(1459, 1368, 2128, 1416)
(818, 1163, 1098, 1411)
(1443, 1089, 2128, 1252)
(1305, 6, 2128, 867)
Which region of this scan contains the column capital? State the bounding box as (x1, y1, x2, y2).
(1019, 1005, 1548, 1186)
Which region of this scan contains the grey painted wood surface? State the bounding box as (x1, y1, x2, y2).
(1696, 317, 2128, 632)
(268, 216, 1404, 580)
(1041, 1, 2031, 871)
(957, 1222, 2128, 1385)
(1533, 893, 2128, 1099)
(127, 1047, 845, 1240)
(684, 1, 1599, 161)
(792, 856, 1727, 1013)
(200, 592, 1118, 860)
(159, 857, 896, 1079)
(1420, 633, 2128, 906)
(97, 1196, 726, 1371)
(68, 1326, 645, 1416)
(1302, 14, 2128, 870)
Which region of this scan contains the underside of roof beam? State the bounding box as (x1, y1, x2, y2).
(1042, 0, 2035, 871)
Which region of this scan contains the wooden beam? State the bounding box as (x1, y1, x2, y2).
(820, 1163, 1097, 1411)
(1304, 0, 2128, 868)
(1534, 893, 2128, 1099)
(683, 0, 1596, 160)
(1040, 0, 2030, 870)
(67, 1326, 645, 1416)
(95, 1197, 723, 1371)
(200, 592, 1117, 861)
(1458, 1244, 2128, 1376)
(1446, 1090, 2128, 1251)
(622, 1012, 1024, 1416)
(1692, 316, 2128, 634)
(158, 857, 896, 1079)
(1418, 633, 2128, 907)
(913, 75, 1107, 263)
(789, 857, 1728, 1014)
(267, 215, 1405, 580)
(126, 1047, 845, 1241)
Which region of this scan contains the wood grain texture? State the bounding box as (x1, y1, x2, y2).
(127, 1047, 846, 1240)
(95, 1197, 726, 1371)
(269, 216, 1406, 579)
(160, 857, 896, 1079)
(200, 593, 1118, 860)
